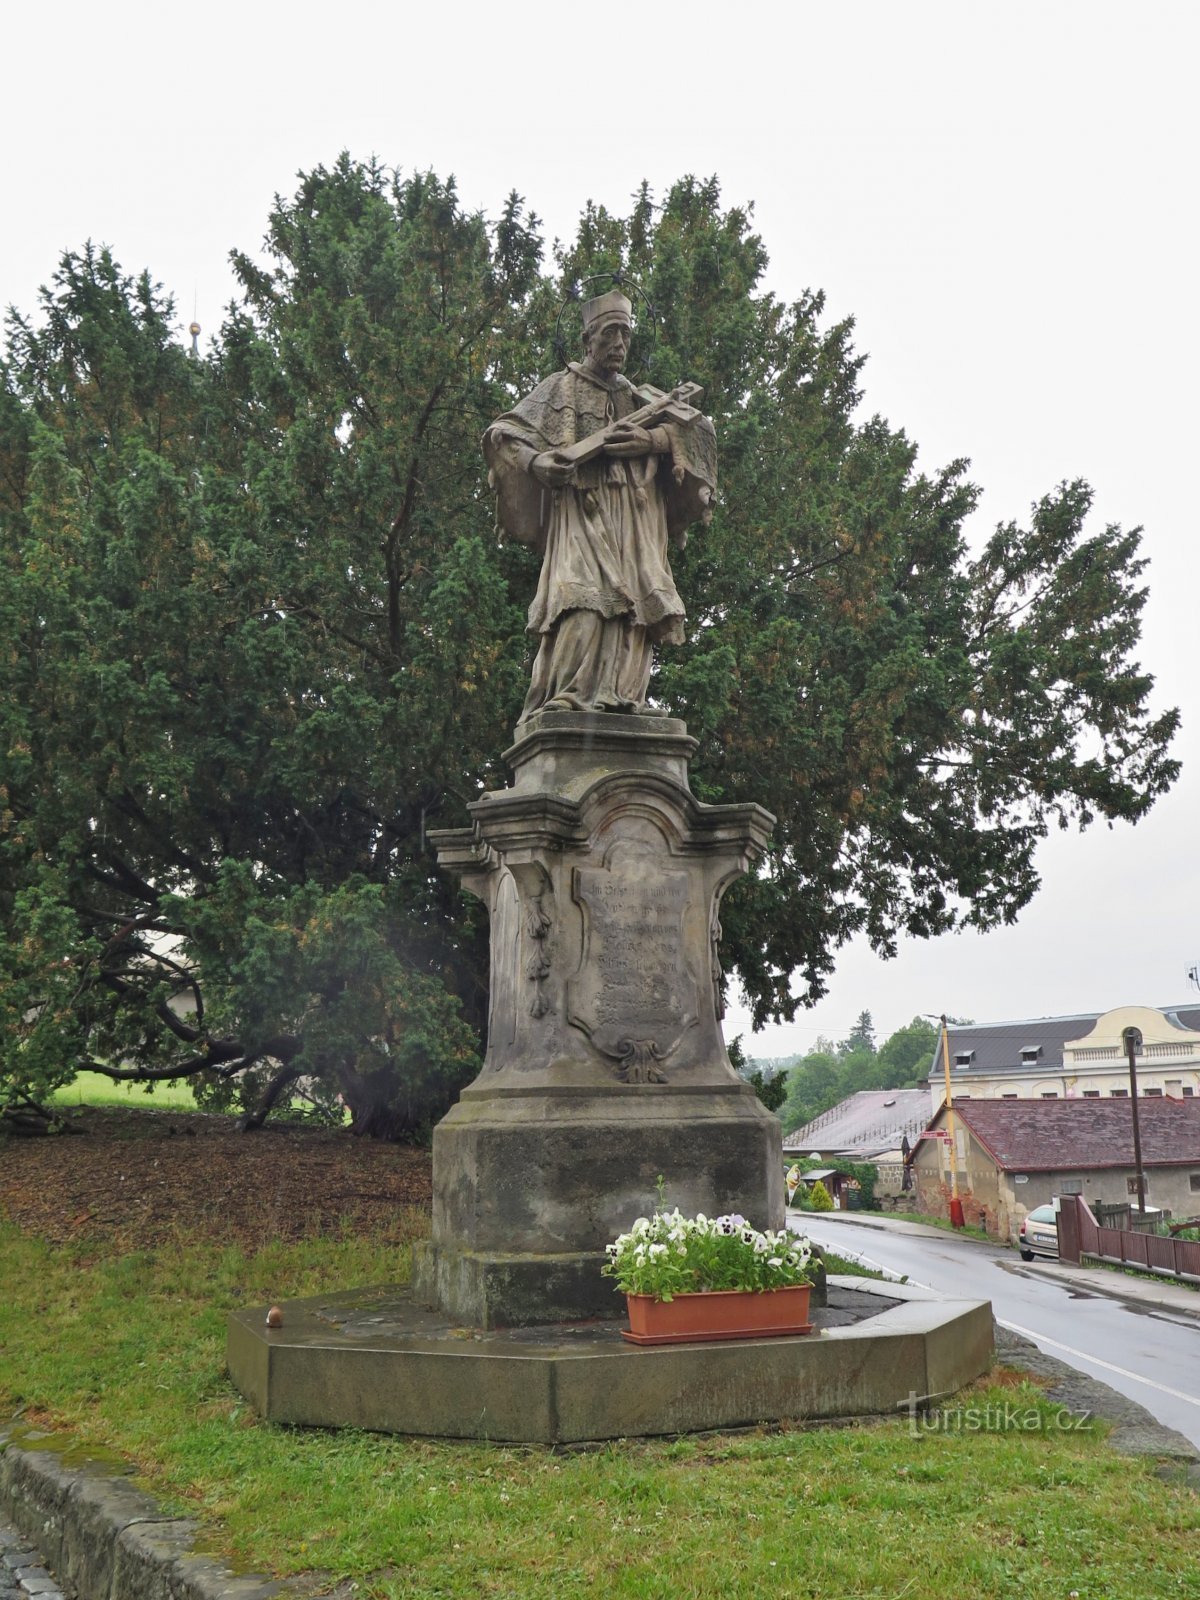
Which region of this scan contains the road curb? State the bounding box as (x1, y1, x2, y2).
(789, 1208, 988, 1244)
(0, 1426, 282, 1600)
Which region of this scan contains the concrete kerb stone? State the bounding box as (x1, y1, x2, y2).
(0, 1428, 282, 1600)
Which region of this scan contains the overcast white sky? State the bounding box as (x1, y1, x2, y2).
(5, 1, 1197, 1053)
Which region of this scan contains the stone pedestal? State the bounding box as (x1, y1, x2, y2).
(412, 711, 782, 1328)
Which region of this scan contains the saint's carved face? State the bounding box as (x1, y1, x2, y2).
(585, 318, 631, 376)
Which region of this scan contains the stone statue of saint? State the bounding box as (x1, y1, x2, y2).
(484, 289, 717, 719)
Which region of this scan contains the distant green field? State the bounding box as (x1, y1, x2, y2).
(50, 1070, 198, 1111)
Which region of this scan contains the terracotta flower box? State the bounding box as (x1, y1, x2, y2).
(622, 1284, 813, 1345)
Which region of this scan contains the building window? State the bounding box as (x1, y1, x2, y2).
(1041, 1092, 1058, 1099)
(1082, 1090, 1100, 1098)
(1127, 1177, 1150, 1197)
(1143, 1087, 1163, 1097)
(1110, 1089, 1129, 1097)
(956, 1094, 971, 1100)
(1060, 1178, 1083, 1195)
(1001, 1093, 1019, 1100)
(1190, 1174, 1200, 1193)
(954, 1050, 975, 1068)
(1020, 1044, 1043, 1064)
(1185, 1086, 1196, 1097)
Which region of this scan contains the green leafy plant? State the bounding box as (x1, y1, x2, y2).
(603, 1206, 813, 1301)
(807, 1179, 835, 1212)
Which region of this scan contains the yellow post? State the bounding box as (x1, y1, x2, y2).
(940, 1013, 965, 1228)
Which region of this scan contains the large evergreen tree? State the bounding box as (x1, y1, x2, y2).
(0, 161, 1179, 1136)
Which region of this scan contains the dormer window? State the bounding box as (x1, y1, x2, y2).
(1020, 1045, 1042, 1064)
(954, 1050, 975, 1068)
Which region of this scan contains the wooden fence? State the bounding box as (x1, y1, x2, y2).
(1059, 1195, 1200, 1282)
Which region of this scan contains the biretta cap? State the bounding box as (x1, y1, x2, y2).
(582, 289, 633, 334)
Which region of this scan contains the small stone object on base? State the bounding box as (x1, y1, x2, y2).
(265, 1306, 283, 1328)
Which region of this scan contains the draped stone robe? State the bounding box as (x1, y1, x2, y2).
(484, 363, 717, 718)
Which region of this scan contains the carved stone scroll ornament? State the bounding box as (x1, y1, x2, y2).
(524, 893, 553, 1018)
(615, 1038, 670, 1085)
(709, 904, 725, 1022)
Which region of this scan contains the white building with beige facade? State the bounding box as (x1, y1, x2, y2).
(925, 1003, 1200, 1111)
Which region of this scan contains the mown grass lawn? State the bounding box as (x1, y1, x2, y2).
(50, 1069, 199, 1111)
(1, 1211, 1198, 1599)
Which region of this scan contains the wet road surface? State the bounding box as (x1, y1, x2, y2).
(803, 1215, 1200, 1449)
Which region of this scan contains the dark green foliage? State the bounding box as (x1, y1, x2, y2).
(779, 1015, 940, 1135)
(877, 1016, 941, 1083)
(840, 1010, 876, 1056)
(0, 162, 1179, 1137)
(0, 171, 537, 1138)
(746, 1070, 787, 1114)
(731, 1033, 787, 1112)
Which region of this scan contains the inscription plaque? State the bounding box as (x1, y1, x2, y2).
(567, 849, 699, 1075)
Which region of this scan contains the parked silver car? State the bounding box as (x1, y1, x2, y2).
(1018, 1204, 1059, 1260)
(1019, 1199, 1167, 1259)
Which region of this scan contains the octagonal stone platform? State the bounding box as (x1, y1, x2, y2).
(227, 1277, 993, 1444)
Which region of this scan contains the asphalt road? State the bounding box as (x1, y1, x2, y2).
(802, 1214, 1200, 1450)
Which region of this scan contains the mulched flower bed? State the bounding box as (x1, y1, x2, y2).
(0, 1108, 432, 1253)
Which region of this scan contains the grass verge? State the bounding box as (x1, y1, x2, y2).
(2, 1217, 1198, 1598)
(878, 1209, 993, 1242)
(1083, 1255, 1200, 1293)
(818, 1250, 883, 1279)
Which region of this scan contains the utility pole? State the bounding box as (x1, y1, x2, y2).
(1123, 1028, 1147, 1216)
(938, 1014, 965, 1229)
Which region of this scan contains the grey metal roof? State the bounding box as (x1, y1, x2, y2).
(782, 1089, 931, 1158)
(924, 1004, 1200, 1077)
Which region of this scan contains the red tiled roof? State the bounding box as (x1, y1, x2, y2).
(933, 1097, 1200, 1171)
